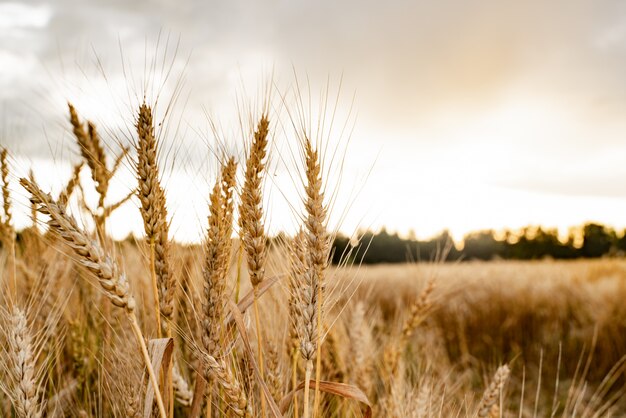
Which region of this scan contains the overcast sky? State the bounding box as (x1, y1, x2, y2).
(2, 0, 626, 241)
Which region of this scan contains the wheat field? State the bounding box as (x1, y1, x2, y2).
(0, 101, 625, 418)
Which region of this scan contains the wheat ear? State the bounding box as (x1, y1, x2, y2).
(1, 148, 12, 231)
(240, 115, 269, 289)
(68, 103, 109, 205)
(204, 354, 251, 417)
(4, 308, 43, 418)
(136, 103, 176, 335)
(477, 365, 510, 417)
(172, 363, 193, 406)
(201, 158, 237, 357)
(0, 148, 16, 295)
(201, 158, 244, 414)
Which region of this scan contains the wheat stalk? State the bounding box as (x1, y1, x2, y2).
(301, 138, 331, 418)
(240, 114, 270, 415)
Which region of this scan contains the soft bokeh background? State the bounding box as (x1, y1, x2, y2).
(2, 0, 626, 242)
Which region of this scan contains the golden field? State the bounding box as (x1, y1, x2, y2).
(3, 229, 626, 417)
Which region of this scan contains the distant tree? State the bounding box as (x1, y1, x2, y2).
(616, 229, 626, 254)
(581, 223, 615, 258)
(329, 221, 619, 265)
(462, 230, 504, 260)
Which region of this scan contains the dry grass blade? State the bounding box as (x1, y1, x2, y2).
(224, 275, 281, 325)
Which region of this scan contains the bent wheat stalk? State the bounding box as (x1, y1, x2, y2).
(20, 178, 167, 418)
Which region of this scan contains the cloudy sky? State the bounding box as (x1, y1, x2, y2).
(2, 0, 626, 242)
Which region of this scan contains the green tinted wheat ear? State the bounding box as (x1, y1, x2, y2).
(477, 365, 510, 418)
(136, 103, 175, 334)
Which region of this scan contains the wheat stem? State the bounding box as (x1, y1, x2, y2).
(253, 292, 266, 417)
(303, 359, 313, 418)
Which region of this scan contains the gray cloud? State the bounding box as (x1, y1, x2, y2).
(1, 0, 626, 200)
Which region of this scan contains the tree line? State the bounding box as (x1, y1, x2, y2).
(331, 223, 626, 264)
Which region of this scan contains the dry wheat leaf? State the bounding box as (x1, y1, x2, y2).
(279, 380, 372, 418)
(143, 338, 173, 418)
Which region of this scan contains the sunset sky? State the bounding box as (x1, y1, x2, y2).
(2, 0, 626, 242)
